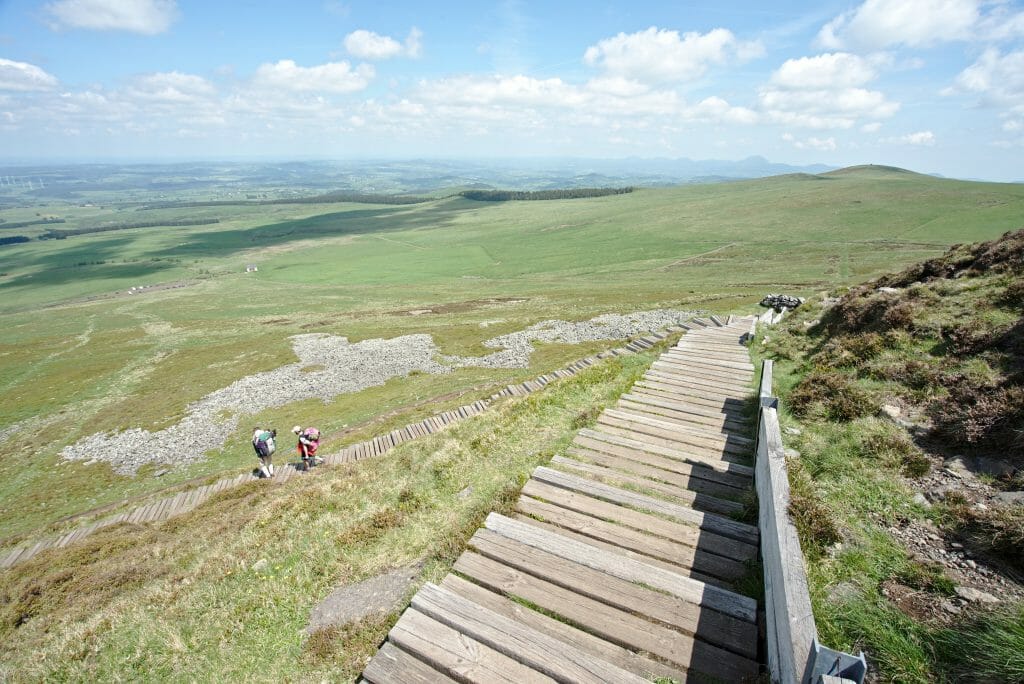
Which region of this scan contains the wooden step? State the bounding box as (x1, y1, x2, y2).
(551, 455, 745, 516)
(517, 491, 747, 582)
(578, 428, 752, 475)
(565, 444, 751, 502)
(531, 467, 756, 544)
(438, 575, 686, 682)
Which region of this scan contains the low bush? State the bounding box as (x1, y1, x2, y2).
(789, 370, 876, 422)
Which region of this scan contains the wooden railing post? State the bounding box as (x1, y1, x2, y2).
(756, 357, 866, 684)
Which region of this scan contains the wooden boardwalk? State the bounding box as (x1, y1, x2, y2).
(362, 317, 762, 683)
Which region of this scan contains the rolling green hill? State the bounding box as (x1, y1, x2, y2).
(0, 166, 1021, 540)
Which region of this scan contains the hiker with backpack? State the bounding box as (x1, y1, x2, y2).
(292, 425, 322, 470)
(252, 427, 277, 478)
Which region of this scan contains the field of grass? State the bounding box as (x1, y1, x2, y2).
(1, 166, 1022, 542)
(0, 350, 653, 682)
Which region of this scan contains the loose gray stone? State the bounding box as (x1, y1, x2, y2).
(251, 558, 270, 574)
(784, 426, 802, 436)
(995, 491, 1024, 505)
(880, 404, 902, 421)
(912, 493, 931, 508)
(974, 457, 1016, 479)
(306, 563, 421, 634)
(956, 586, 999, 604)
(828, 581, 859, 603)
(61, 308, 700, 475)
(940, 600, 961, 614)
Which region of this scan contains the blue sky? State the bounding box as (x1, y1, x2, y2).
(0, 0, 1022, 180)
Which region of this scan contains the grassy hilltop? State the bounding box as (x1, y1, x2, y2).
(0, 166, 1022, 542)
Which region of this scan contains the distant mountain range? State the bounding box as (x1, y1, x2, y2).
(0, 157, 839, 202)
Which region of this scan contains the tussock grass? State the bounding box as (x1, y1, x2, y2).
(0, 351, 650, 682)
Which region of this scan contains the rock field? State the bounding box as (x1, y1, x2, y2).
(59, 308, 698, 474)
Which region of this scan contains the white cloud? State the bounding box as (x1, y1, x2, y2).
(583, 26, 762, 83)
(45, 0, 179, 34)
(405, 28, 423, 59)
(0, 58, 59, 91)
(129, 71, 215, 102)
(880, 130, 936, 145)
(419, 74, 585, 108)
(947, 48, 1024, 108)
(252, 60, 374, 93)
(862, 121, 882, 132)
(890, 130, 936, 145)
(782, 132, 837, 151)
(770, 53, 877, 89)
(344, 28, 422, 60)
(759, 53, 898, 129)
(818, 0, 978, 49)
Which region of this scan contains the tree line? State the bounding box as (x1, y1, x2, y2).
(459, 187, 634, 202)
(140, 192, 429, 210)
(40, 218, 220, 239)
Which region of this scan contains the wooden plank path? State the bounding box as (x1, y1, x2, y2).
(362, 317, 763, 683)
(0, 326, 685, 571)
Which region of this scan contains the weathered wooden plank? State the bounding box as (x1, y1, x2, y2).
(576, 427, 744, 476)
(601, 408, 747, 449)
(577, 429, 753, 478)
(564, 444, 751, 504)
(388, 608, 553, 683)
(645, 365, 753, 392)
(759, 401, 819, 684)
(532, 467, 758, 545)
(413, 582, 649, 683)
(645, 366, 753, 395)
(152, 496, 175, 522)
(517, 493, 746, 581)
(669, 347, 750, 364)
(524, 475, 757, 561)
(604, 407, 754, 447)
(598, 401, 749, 454)
(551, 455, 744, 516)
(635, 378, 750, 409)
(569, 436, 750, 491)
(625, 389, 751, 426)
(484, 512, 757, 622)
(455, 548, 757, 680)
(438, 574, 688, 682)
(510, 511, 729, 589)
(618, 395, 749, 432)
(597, 411, 750, 459)
(636, 375, 750, 401)
(621, 393, 752, 429)
(660, 353, 754, 372)
(647, 362, 754, 386)
(362, 641, 457, 684)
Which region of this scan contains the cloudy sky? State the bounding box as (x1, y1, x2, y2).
(0, 0, 1022, 180)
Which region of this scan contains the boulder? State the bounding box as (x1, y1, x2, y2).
(759, 293, 805, 311)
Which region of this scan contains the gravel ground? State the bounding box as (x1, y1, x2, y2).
(60, 308, 699, 474)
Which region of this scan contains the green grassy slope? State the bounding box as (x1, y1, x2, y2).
(0, 352, 653, 682)
(758, 229, 1024, 681)
(1, 167, 1021, 539)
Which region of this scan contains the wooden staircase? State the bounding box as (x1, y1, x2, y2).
(361, 317, 762, 682)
